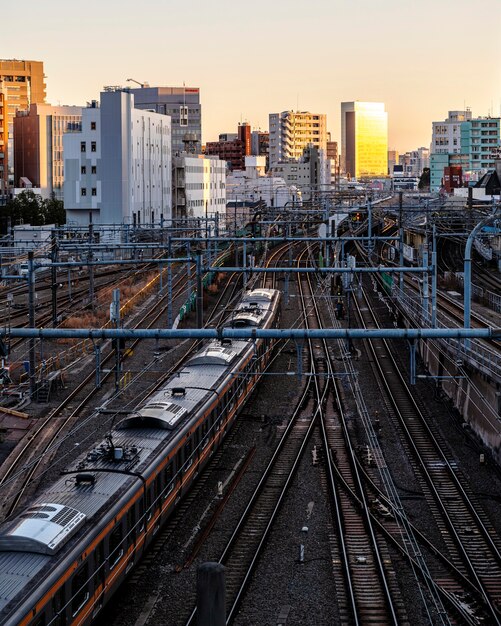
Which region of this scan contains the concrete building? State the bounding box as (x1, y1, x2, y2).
(172, 153, 226, 222)
(431, 110, 471, 155)
(226, 158, 294, 210)
(251, 130, 269, 166)
(0, 86, 7, 195)
(129, 85, 201, 155)
(0, 60, 46, 189)
(398, 147, 430, 177)
(430, 110, 501, 191)
(205, 138, 244, 171)
(268, 111, 327, 167)
(64, 89, 171, 229)
(341, 102, 388, 178)
(460, 117, 501, 173)
(270, 145, 330, 199)
(388, 149, 399, 175)
(13, 104, 82, 200)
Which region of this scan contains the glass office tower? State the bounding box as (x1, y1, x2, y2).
(341, 102, 388, 178)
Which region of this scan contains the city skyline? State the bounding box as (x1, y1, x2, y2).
(3, 0, 501, 152)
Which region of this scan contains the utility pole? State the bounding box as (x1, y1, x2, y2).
(196, 249, 203, 329)
(51, 230, 58, 327)
(28, 251, 36, 398)
(88, 213, 94, 309)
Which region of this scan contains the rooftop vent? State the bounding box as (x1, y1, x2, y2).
(0, 503, 86, 555)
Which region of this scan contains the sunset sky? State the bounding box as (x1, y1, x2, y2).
(4, 0, 501, 152)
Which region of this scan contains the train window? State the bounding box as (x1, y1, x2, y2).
(71, 563, 90, 617)
(164, 464, 174, 497)
(51, 585, 66, 626)
(95, 540, 105, 589)
(146, 489, 152, 520)
(184, 439, 193, 469)
(109, 525, 124, 569)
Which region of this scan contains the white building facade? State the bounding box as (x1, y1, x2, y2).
(269, 111, 327, 167)
(172, 153, 226, 221)
(431, 110, 472, 155)
(64, 89, 171, 228)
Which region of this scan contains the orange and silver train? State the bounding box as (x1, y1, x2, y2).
(0, 288, 281, 626)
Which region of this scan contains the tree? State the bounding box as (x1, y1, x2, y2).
(418, 167, 430, 191)
(5, 190, 47, 226)
(45, 193, 66, 225)
(3, 190, 66, 227)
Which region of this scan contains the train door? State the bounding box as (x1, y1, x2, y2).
(108, 521, 125, 572)
(70, 562, 90, 621)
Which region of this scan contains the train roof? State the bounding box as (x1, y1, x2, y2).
(0, 287, 280, 618)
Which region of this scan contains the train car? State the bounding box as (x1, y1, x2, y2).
(0, 288, 281, 626)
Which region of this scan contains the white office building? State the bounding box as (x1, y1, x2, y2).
(172, 153, 226, 221)
(64, 88, 172, 229)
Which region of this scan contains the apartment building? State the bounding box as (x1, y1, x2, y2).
(430, 110, 501, 191)
(0, 60, 46, 188)
(268, 111, 327, 167)
(14, 104, 82, 199)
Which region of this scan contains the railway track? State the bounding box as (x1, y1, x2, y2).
(297, 247, 404, 625)
(353, 281, 501, 624)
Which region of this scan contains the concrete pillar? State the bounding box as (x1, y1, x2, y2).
(197, 562, 225, 626)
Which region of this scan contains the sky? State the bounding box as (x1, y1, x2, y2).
(4, 0, 501, 153)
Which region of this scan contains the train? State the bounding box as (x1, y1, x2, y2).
(0, 288, 281, 626)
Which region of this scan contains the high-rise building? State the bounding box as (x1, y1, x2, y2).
(129, 86, 201, 155)
(14, 104, 82, 199)
(238, 122, 251, 156)
(64, 89, 171, 229)
(268, 111, 328, 167)
(0, 86, 8, 195)
(341, 102, 388, 178)
(0, 60, 46, 188)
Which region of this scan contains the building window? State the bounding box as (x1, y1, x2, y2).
(91, 141, 96, 152)
(180, 106, 188, 127)
(91, 121, 96, 130)
(81, 188, 87, 196)
(81, 166, 86, 175)
(91, 165, 97, 174)
(80, 142, 86, 152)
(92, 188, 97, 196)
